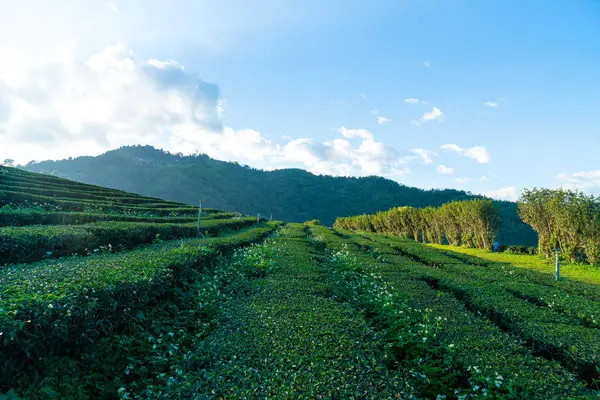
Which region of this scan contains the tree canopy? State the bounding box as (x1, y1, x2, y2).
(335, 199, 501, 250)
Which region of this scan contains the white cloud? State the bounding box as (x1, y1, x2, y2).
(370, 109, 379, 115)
(454, 177, 470, 184)
(280, 126, 410, 178)
(360, 93, 367, 99)
(377, 116, 391, 124)
(0, 43, 226, 164)
(0, 43, 417, 181)
(404, 98, 424, 104)
(436, 165, 455, 175)
(479, 176, 489, 182)
(106, 2, 119, 13)
(483, 186, 518, 201)
(146, 58, 184, 70)
(557, 171, 600, 191)
(483, 101, 499, 108)
(424, 61, 432, 68)
(420, 107, 445, 123)
(409, 148, 436, 164)
(337, 127, 373, 141)
(441, 144, 490, 164)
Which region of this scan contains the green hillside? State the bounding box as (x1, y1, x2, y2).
(0, 166, 281, 397)
(21, 145, 536, 245)
(2, 168, 600, 399)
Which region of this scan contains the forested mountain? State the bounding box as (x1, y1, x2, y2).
(22, 145, 536, 245)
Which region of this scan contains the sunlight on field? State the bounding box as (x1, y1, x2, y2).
(429, 244, 600, 286)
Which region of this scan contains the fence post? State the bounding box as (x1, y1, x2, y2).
(197, 200, 203, 237)
(555, 248, 560, 281)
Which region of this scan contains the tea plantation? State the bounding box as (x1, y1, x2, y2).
(1, 166, 600, 399)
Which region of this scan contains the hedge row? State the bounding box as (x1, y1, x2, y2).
(334, 199, 501, 250)
(367, 232, 600, 306)
(410, 248, 600, 329)
(0, 217, 259, 264)
(361, 232, 600, 386)
(0, 178, 139, 197)
(0, 167, 133, 195)
(0, 221, 281, 390)
(0, 190, 199, 215)
(188, 223, 417, 398)
(0, 208, 235, 227)
(311, 226, 589, 398)
(1, 171, 191, 210)
(0, 189, 187, 211)
(0, 182, 181, 207)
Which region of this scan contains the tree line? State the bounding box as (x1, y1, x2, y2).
(334, 198, 501, 250)
(20, 145, 538, 246)
(518, 188, 600, 264)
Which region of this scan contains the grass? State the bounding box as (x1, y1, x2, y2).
(429, 243, 600, 285)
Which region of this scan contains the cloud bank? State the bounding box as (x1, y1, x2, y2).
(441, 144, 490, 164)
(483, 186, 518, 201)
(557, 171, 600, 192)
(0, 43, 412, 179)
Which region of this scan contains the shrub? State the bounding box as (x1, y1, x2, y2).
(304, 219, 321, 225)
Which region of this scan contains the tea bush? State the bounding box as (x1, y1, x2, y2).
(0, 218, 258, 264)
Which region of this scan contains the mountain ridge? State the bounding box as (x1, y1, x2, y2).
(21, 145, 536, 245)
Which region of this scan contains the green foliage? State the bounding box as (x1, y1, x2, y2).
(0, 218, 257, 264)
(303, 219, 321, 225)
(18, 145, 537, 245)
(501, 244, 538, 255)
(0, 208, 240, 227)
(182, 224, 413, 399)
(316, 226, 591, 398)
(432, 243, 600, 291)
(519, 188, 600, 264)
(335, 199, 501, 250)
(0, 222, 280, 393)
(0, 182, 183, 207)
(0, 189, 201, 216)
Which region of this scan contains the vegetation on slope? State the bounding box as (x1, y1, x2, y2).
(193, 224, 413, 398)
(314, 226, 594, 399)
(353, 231, 600, 393)
(0, 165, 283, 396)
(5, 163, 600, 399)
(430, 243, 600, 290)
(0, 217, 257, 264)
(19, 145, 536, 245)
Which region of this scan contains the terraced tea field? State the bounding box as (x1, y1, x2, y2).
(2, 166, 600, 399)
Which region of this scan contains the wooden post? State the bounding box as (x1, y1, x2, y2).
(197, 200, 203, 237)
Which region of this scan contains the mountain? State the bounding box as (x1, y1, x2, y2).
(21, 145, 537, 245)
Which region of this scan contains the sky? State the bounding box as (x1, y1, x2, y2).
(1, 0, 600, 201)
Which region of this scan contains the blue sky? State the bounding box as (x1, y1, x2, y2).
(1, 0, 600, 200)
